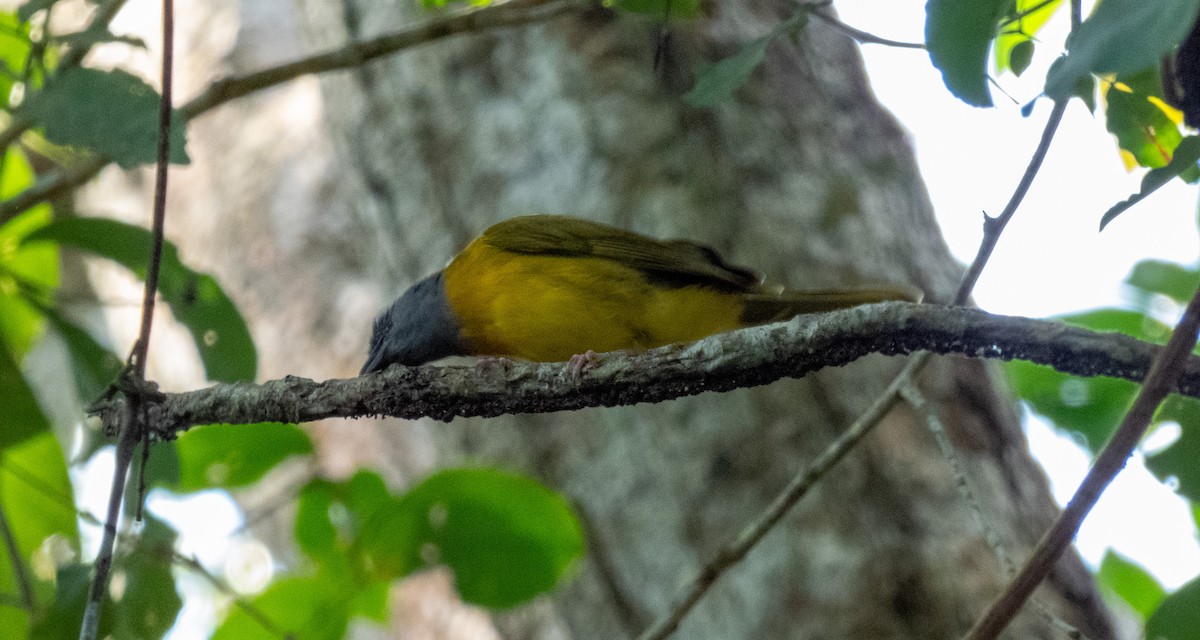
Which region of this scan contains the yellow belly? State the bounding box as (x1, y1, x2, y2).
(443, 240, 745, 362)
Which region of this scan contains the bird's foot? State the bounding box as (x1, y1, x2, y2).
(566, 350, 603, 378)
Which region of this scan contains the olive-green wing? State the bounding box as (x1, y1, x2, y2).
(482, 215, 761, 291)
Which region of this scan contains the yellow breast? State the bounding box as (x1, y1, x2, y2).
(442, 238, 745, 362)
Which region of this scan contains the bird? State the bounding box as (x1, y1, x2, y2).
(360, 215, 921, 374)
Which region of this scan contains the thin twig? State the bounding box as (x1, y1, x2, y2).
(0, 502, 33, 612)
(0, 0, 577, 224)
(637, 354, 925, 640)
(171, 551, 288, 638)
(808, 8, 925, 49)
(79, 0, 174, 637)
(130, 0, 175, 376)
(965, 284, 1200, 640)
(899, 383, 1014, 575)
(79, 401, 139, 640)
(953, 99, 1066, 305)
(901, 383, 1088, 640)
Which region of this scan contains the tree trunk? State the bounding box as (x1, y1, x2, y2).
(90, 0, 1118, 637)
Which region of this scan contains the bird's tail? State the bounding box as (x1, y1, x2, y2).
(739, 284, 923, 325)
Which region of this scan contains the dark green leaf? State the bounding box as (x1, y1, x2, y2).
(111, 517, 182, 639)
(32, 517, 180, 640)
(175, 423, 312, 491)
(1045, 0, 1200, 99)
(1146, 574, 1200, 640)
(1104, 69, 1184, 169)
(610, 0, 701, 18)
(1146, 396, 1200, 502)
(142, 438, 181, 488)
(21, 67, 189, 169)
(25, 217, 257, 381)
(925, 0, 1010, 107)
(1072, 73, 1097, 112)
(30, 564, 100, 640)
(52, 27, 146, 51)
(16, 0, 56, 22)
(212, 575, 351, 640)
(1126, 259, 1200, 305)
(1008, 39, 1034, 76)
(1098, 550, 1165, 620)
(1101, 136, 1200, 229)
(363, 468, 584, 609)
(0, 343, 49, 448)
(685, 35, 771, 108)
(1003, 360, 1137, 452)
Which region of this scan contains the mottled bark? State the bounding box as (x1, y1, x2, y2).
(83, 0, 1117, 637)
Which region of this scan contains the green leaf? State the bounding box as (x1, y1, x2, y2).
(0, 12, 34, 100)
(296, 479, 338, 560)
(37, 304, 123, 401)
(0, 149, 56, 361)
(351, 582, 389, 622)
(213, 575, 351, 640)
(0, 342, 50, 448)
(0, 431, 79, 621)
(1097, 550, 1166, 620)
(1104, 69, 1184, 170)
(1003, 360, 1137, 452)
(21, 67, 189, 169)
(363, 468, 584, 609)
(175, 423, 312, 491)
(1060, 308, 1172, 344)
(925, 0, 1010, 107)
(609, 0, 701, 18)
(1146, 396, 1200, 502)
(1146, 574, 1200, 640)
(25, 217, 257, 382)
(0, 608, 29, 640)
(994, 0, 1062, 74)
(1126, 259, 1200, 305)
(1101, 136, 1200, 229)
(1045, 0, 1200, 100)
(296, 472, 390, 566)
(685, 35, 771, 108)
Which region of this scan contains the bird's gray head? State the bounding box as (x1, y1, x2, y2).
(360, 272, 468, 374)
